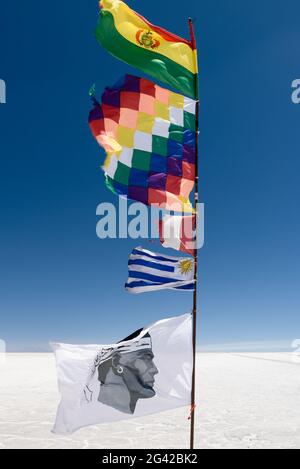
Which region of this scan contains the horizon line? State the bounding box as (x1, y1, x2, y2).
(3, 339, 296, 353)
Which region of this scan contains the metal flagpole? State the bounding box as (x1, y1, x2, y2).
(188, 17, 199, 450)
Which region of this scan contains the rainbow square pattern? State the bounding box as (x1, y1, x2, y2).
(89, 75, 196, 211)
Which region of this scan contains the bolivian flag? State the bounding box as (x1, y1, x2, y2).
(96, 0, 197, 98)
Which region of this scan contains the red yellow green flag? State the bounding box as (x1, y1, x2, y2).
(96, 0, 197, 98)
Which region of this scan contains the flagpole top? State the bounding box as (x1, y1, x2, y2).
(188, 18, 196, 49)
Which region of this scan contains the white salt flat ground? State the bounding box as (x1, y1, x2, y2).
(0, 353, 300, 449)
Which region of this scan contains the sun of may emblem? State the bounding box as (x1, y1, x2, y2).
(178, 259, 193, 275)
(136, 29, 160, 49)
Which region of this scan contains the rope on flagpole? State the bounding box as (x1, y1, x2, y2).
(188, 403, 197, 420)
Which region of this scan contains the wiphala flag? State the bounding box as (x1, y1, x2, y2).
(89, 74, 196, 212)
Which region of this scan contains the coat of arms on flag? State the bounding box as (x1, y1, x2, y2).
(51, 314, 192, 434)
(96, 0, 197, 98)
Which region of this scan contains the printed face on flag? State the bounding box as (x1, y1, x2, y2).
(51, 314, 192, 434)
(85, 330, 158, 415)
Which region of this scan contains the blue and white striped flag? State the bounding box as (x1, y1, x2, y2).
(125, 247, 195, 294)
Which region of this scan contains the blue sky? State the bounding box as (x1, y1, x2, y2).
(0, 0, 299, 351)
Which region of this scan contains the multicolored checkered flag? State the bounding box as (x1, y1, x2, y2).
(89, 75, 196, 212)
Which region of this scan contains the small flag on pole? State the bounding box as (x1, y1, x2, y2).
(125, 247, 195, 293)
(159, 214, 196, 255)
(51, 313, 192, 434)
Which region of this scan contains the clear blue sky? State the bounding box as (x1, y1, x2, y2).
(0, 1, 299, 351)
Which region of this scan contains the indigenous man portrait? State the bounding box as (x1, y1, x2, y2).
(84, 330, 158, 414)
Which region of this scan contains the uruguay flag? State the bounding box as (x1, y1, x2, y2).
(125, 247, 195, 294)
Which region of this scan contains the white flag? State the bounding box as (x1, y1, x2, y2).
(159, 214, 196, 255)
(51, 313, 192, 434)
